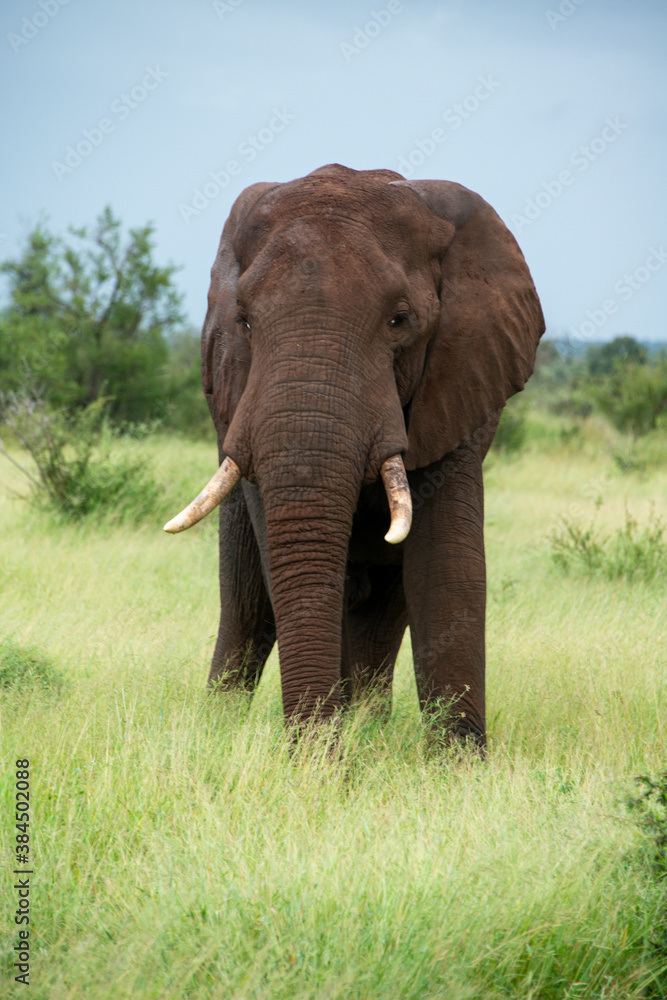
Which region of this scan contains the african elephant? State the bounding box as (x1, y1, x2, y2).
(165, 164, 544, 746)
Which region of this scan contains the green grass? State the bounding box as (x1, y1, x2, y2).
(1, 422, 666, 998)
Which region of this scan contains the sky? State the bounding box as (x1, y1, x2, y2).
(2, 0, 666, 346)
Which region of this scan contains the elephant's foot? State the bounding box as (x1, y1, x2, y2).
(207, 642, 268, 693)
(421, 706, 487, 758)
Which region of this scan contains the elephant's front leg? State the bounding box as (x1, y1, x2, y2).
(208, 483, 275, 692)
(403, 445, 487, 746)
(341, 564, 408, 711)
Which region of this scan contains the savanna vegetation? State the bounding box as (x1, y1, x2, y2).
(0, 208, 210, 436)
(1, 213, 666, 998)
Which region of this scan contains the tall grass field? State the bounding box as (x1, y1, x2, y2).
(1, 414, 666, 998)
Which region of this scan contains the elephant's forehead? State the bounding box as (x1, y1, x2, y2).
(237, 220, 409, 304)
(240, 174, 432, 260)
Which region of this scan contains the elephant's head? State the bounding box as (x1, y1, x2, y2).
(165, 164, 544, 721)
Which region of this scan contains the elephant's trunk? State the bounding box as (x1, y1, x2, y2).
(261, 484, 355, 719)
(241, 339, 407, 720)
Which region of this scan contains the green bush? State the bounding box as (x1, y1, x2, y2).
(613, 450, 648, 476)
(626, 773, 667, 983)
(1, 393, 161, 523)
(585, 335, 647, 377)
(163, 329, 214, 439)
(545, 388, 593, 419)
(550, 506, 667, 583)
(492, 397, 528, 454)
(627, 773, 667, 876)
(0, 638, 66, 691)
(590, 357, 667, 439)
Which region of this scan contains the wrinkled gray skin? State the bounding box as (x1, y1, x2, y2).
(192, 164, 544, 745)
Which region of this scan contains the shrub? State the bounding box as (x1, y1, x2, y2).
(627, 773, 667, 876)
(163, 329, 214, 439)
(1, 392, 161, 523)
(613, 451, 647, 476)
(0, 638, 66, 691)
(626, 773, 667, 985)
(550, 506, 667, 583)
(492, 397, 528, 454)
(585, 335, 647, 377)
(590, 357, 667, 439)
(546, 389, 593, 420)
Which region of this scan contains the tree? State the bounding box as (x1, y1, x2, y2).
(533, 338, 560, 370)
(0, 208, 185, 424)
(591, 356, 667, 438)
(528, 337, 580, 393)
(163, 327, 214, 438)
(0, 226, 68, 397)
(585, 335, 647, 378)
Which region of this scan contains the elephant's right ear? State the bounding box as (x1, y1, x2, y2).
(202, 182, 277, 439)
(391, 180, 545, 469)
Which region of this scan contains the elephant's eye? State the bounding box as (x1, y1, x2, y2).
(389, 312, 409, 328)
(237, 316, 251, 332)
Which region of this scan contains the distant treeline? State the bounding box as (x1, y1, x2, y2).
(546, 337, 667, 360)
(521, 335, 667, 440)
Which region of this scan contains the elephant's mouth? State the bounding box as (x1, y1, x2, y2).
(163, 453, 412, 544)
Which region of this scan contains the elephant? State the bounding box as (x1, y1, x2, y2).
(165, 164, 544, 746)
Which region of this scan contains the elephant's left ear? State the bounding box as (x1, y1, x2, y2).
(391, 180, 545, 469)
(202, 182, 278, 441)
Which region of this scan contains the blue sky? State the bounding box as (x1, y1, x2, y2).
(2, 0, 666, 344)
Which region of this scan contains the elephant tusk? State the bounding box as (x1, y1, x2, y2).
(163, 456, 242, 533)
(381, 454, 412, 544)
